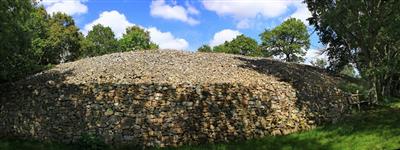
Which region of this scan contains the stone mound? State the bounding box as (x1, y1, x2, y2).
(37, 50, 280, 84)
(0, 50, 352, 147)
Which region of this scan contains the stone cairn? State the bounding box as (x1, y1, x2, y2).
(0, 50, 352, 147)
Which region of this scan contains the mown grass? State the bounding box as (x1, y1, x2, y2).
(1, 98, 400, 150)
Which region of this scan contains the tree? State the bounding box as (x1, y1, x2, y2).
(311, 58, 327, 69)
(119, 26, 158, 51)
(42, 12, 82, 64)
(81, 24, 119, 57)
(149, 42, 159, 50)
(0, 0, 38, 83)
(197, 45, 212, 52)
(213, 42, 229, 54)
(227, 35, 261, 56)
(306, 0, 400, 102)
(29, 6, 50, 64)
(213, 35, 262, 57)
(260, 18, 310, 62)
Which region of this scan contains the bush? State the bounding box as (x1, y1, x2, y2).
(77, 133, 108, 150)
(339, 81, 369, 102)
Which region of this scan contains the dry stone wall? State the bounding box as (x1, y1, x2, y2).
(0, 51, 353, 147)
(0, 81, 350, 147)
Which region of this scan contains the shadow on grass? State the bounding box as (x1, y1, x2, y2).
(160, 136, 330, 150)
(0, 139, 74, 150)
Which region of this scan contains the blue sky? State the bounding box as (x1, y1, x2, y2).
(40, 0, 325, 63)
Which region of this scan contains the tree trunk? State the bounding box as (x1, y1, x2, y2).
(285, 53, 291, 62)
(371, 76, 379, 104)
(368, 61, 379, 104)
(383, 74, 391, 98)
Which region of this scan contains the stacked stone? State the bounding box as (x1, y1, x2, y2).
(0, 50, 352, 147)
(1, 81, 314, 147)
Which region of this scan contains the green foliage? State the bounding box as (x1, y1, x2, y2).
(1, 2, 162, 83)
(119, 26, 158, 51)
(213, 35, 263, 57)
(41, 12, 82, 64)
(339, 82, 366, 94)
(310, 58, 327, 69)
(77, 133, 108, 150)
(29, 6, 50, 63)
(149, 42, 159, 50)
(0, 3, 83, 83)
(0, 0, 41, 83)
(306, 0, 400, 101)
(260, 18, 310, 62)
(339, 81, 369, 102)
(228, 35, 261, 56)
(340, 64, 357, 78)
(306, 0, 400, 71)
(81, 24, 119, 57)
(212, 43, 228, 54)
(197, 45, 212, 52)
(0, 139, 73, 150)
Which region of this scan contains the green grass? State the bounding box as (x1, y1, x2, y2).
(1, 99, 400, 150)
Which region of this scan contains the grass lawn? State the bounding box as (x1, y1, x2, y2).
(1, 99, 399, 150)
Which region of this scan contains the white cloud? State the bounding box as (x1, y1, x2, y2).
(236, 19, 251, 29)
(209, 29, 241, 47)
(304, 49, 328, 65)
(150, 0, 200, 25)
(83, 11, 134, 38)
(288, 2, 312, 24)
(148, 27, 189, 50)
(202, 0, 311, 28)
(83, 10, 189, 50)
(185, 1, 200, 15)
(40, 0, 88, 16)
(202, 0, 291, 19)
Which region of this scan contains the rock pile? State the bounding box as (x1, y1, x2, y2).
(0, 50, 352, 147)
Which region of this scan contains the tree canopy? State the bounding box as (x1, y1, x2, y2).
(0, 1, 166, 83)
(340, 64, 357, 78)
(81, 24, 119, 57)
(213, 35, 262, 57)
(306, 0, 400, 101)
(197, 45, 212, 52)
(42, 12, 82, 64)
(260, 18, 310, 63)
(0, 0, 37, 82)
(29, 6, 49, 64)
(119, 26, 158, 51)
